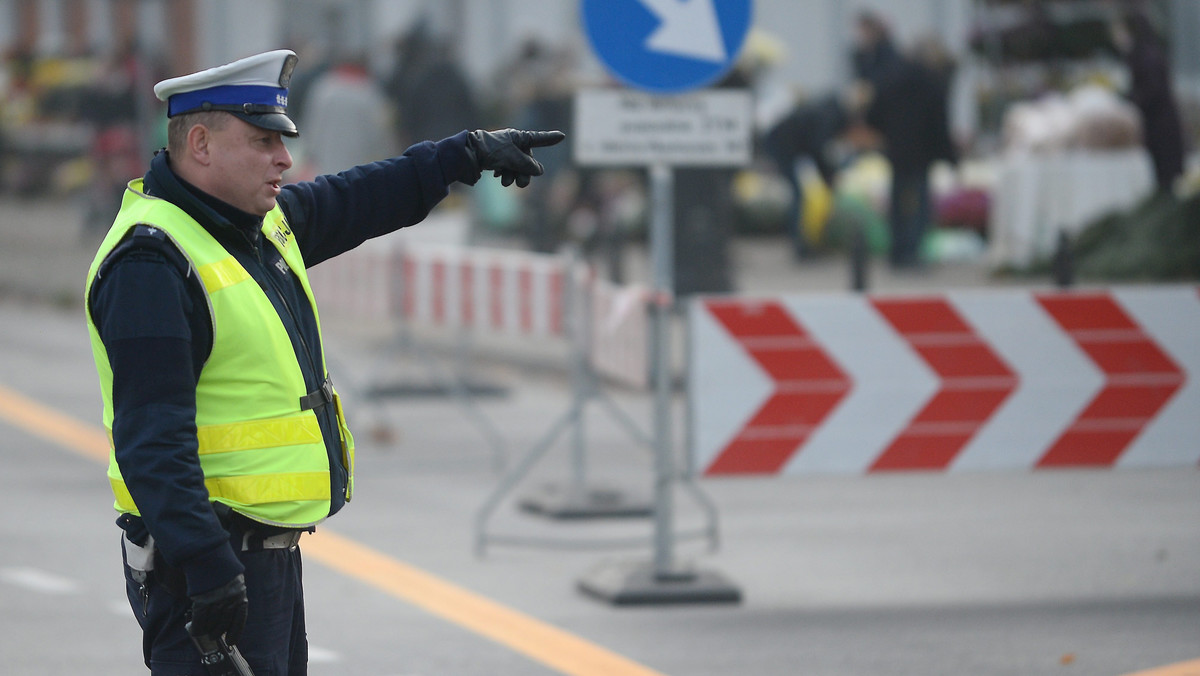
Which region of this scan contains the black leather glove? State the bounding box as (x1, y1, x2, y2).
(466, 129, 566, 188)
(187, 573, 248, 646)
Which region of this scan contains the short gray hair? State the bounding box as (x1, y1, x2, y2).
(166, 111, 230, 156)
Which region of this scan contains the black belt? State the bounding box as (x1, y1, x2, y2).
(226, 512, 308, 552)
(217, 504, 308, 553)
(299, 377, 334, 411)
(239, 529, 303, 552)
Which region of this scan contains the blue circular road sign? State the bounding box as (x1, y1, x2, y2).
(582, 0, 754, 94)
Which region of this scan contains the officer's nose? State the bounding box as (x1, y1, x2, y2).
(278, 143, 293, 172)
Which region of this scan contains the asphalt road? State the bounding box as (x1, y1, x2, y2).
(0, 301, 1197, 676)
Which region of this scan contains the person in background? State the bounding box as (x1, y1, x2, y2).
(851, 10, 903, 90)
(762, 89, 860, 259)
(1112, 10, 1185, 194)
(386, 25, 482, 150)
(300, 52, 397, 176)
(863, 30, 959, 269)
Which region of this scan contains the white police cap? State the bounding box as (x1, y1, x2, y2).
(154, 49, 300, 137)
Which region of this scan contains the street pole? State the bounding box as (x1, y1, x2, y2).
(649, 163, 676, 577)
(576, 161, 740, 604)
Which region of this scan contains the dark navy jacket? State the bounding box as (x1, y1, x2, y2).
(90, 132, 479, 596)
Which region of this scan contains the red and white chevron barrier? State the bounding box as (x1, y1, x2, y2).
(688, 287, 1200, 475)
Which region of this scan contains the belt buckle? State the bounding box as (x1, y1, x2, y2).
(299, 377, 335, 412)
(241, 530, 302, 552)
(266, 531, 301, 551)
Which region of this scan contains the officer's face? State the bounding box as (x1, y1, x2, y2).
(206, 117, 294, 217)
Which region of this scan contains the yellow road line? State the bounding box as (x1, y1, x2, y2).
(1124, 659, 1200, 676)
(0, 383, 666, 676)
(305, 530, 664, 676)
(0, 385, 109, 462)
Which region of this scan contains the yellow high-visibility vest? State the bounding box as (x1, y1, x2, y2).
(84, 179, 354, 528)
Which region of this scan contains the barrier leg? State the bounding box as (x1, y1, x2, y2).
(594, 387, 654, 449)
(439, 340, 510, 473)
(516, 252, 654, 520)
(515, 397, 655, 520)
(474, 386, 717, 555)
(474, 346, 726, 553)
(474, 398, 579, 557)
(593, 384, 721, 551)
(470, 246, 722, 560)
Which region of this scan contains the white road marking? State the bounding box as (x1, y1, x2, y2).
(307, 645, 341, 663)
(0, 566, 82, 595)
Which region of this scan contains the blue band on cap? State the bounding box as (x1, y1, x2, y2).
(168, 84, 289, 117)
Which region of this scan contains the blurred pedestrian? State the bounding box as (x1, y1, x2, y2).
(386, 26, 481, 149)
(301, 53, 397, 176)
(498, 38, 578, 252)
(864, 33, 958, 269)
(851, 10, 903, 91)
(1111, 10, 1185, 193)
(673, 65, 757, 295)
(762, 90, 857, 258)
(83, 49, 562, 674)
(82, 38, 149, 235)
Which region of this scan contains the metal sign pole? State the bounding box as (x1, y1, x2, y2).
(574, 0, 752, 601)
(648, 162, 676, 577)
(577, 162, 741, 604)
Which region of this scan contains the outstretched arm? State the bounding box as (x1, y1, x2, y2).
(280, 129, 564, 267)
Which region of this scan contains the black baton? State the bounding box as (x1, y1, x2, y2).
(187, 624, 255, 676)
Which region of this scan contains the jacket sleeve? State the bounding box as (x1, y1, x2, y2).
(90, 248, 244, 596)
(278, 131, 480, 268)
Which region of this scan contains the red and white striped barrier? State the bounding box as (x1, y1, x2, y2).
(398, 243, 566, 338)
(308, 238, 650, 387)
(309, 238, 396, 320)
(688, 287, 1200, 475)
(590, 276, 651, 390)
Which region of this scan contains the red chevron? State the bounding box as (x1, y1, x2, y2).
(869, 298, 1017, 471)
(1035, 293, 1184, 467)
(704, 300, 851, 474)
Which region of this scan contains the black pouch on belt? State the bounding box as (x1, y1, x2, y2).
(152, 549, 189, 599)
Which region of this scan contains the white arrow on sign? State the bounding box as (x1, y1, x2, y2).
(637, 0, 728, 63)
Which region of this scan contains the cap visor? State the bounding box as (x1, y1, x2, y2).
(231, 111, 299, 137)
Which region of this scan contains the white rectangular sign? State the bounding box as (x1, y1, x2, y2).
(573, 88, 752, 167)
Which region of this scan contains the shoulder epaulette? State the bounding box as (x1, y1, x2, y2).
(94, 223, 193, 284)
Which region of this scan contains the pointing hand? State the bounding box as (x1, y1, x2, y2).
(466, 129, 567, 188)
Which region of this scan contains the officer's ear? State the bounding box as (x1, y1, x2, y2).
(186, 123, 213, 167)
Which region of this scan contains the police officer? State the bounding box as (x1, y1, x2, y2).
(83, 49, 563, 674)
